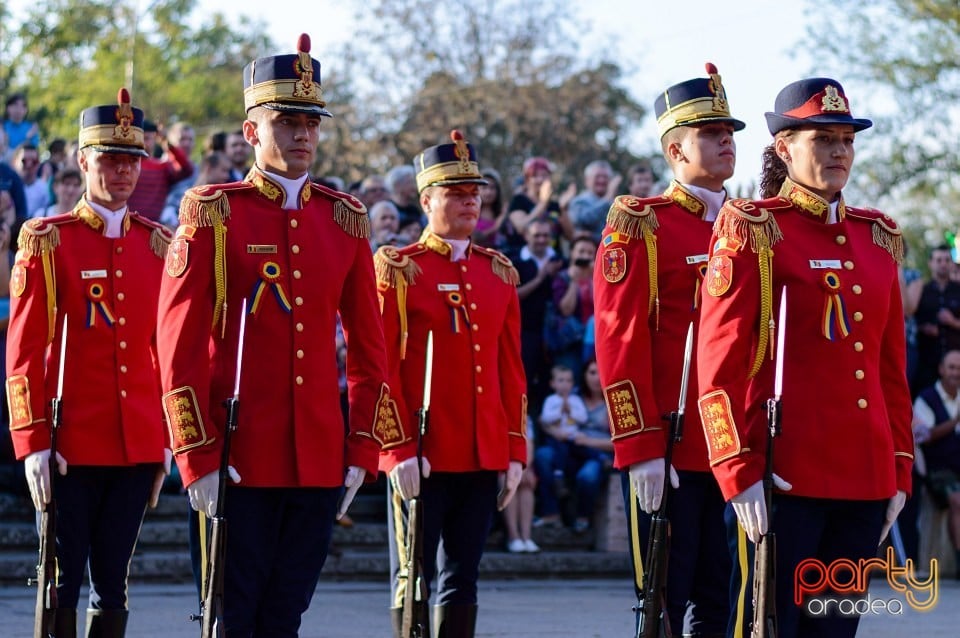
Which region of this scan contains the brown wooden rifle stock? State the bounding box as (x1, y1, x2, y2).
(637, 323, 693, 638)
(193, 303, 246, 638)
(32, 318, 67, 637)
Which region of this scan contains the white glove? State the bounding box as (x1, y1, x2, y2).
(731, 474, 792, 544)
(188, 466, 241, 518)
(629, 458, 680, 514)
(497, 461, 524, 511)
(879, 490, 907, 545)
(148, 449, 173, 509)
(24, 449, 69, 511)
(389, 456, 431, 501)
(337, 466, 366, 520)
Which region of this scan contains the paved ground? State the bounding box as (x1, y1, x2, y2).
(1, 577, 956, 637)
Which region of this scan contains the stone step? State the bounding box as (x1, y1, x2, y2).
(0, 547, 631, 586)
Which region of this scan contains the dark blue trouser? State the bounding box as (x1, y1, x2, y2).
(725, 495, 886, 638)
(388, 471, 498, 608)
(219, 486, 340, 638)
(622, 470, 730, 636)
(49, 464, 154, 610)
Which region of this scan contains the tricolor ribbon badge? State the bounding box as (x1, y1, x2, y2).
(444, 291, 470, 333)
(86, 282, 116, 327)
(821, 271, 850, 340)
(249, 260, 293, 315)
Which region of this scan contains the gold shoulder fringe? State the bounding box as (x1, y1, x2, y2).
(334, 200, 371, 239)
(17, 220, 61, 258)
(150, 227, 172, 259)
(179, 188, 231, 227)
(605, 195, 660, 239)
(374, 246, 422, 288)
(473, 245, 520, 285)
(847, 209, 903, 264)
(715, 200, 783, 253)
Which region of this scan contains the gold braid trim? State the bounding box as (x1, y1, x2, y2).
(17, 221, 61, 258)
(42, 252, 57, 344)
(178, 188, 232, 228)
(873, 223, 904, 264)
(606, 196, 660, 240)
(150, 227, 171, 259)
(644, 231, 659, 324)
(716, 202, 783, 254)
(334, 200, 370, 238)
(374, 247, 424, 360)
(491, 252, 520, 286)
(749, 245, 775, 379)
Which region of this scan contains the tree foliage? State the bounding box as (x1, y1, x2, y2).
(805, 0, 959, 248)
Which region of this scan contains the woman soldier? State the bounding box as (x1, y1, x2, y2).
(696, 78, 913, 638)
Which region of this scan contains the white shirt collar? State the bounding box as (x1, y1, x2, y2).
(261, 169, 309, 210)
(681, 183, 727, 222)
(86, 199, 127, 238)
(519, 244, 556, 268)
(447, 238, 470, 261)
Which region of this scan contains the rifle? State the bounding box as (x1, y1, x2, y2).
(192, 301, 247, 638)
(31, 317, 68, 637)
(401, 331, 433, 638)
(637, 322, 694, 638)
(751, 287, 786, 638)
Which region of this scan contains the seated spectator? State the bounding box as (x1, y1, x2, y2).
(369, 200, 403, 249)
(386, 164, 422, 229)
(502, 157, 574, 258)
(503, 416, 539, 553)
(13, 144, 48, 216)
(33, 168, 84, 217)
(547, 236, 597, 381)
(626, 160, 657, 198)
(128, 119, 194, 220)
(568, 160, 620, 242)
(534, 364, 609, 533)
(159, 151, 230, 227)
(2, 92, 39, 162)
(913, 349, 960, 578)
(474, 168, 507, 249)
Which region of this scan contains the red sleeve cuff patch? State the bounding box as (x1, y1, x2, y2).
(372, 383, 406, 449)
(604, 380, 648, 439)
(162, 386, 210, 453)
(6, 375, 34, 430)
(699, 389, 742, 464)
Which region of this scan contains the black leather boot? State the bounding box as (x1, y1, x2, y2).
(54, 608, 77, 638)
(431, 603, 477, 638)
(84, 609, 128, 638)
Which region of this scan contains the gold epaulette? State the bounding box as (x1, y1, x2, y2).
(178, 184, 238, 227)
(16, 215, 74, 258)
(846, 207, 904, 264)
(129, 214, 174, 259)
(311, 182, 370, 239)
(473, 245, 520, 286)
(604, 195, 663, 239)
(374, 245, 425, 360)
(714, 198, 785, 253)
(374, 245, 423, 289)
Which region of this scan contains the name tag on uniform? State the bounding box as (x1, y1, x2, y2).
(81, 269, 107, 279)
(809, 259, 842, 269)
(686, 254, 709, 265)
(247, 245, 277, 254)
(437, 284, 460, 291)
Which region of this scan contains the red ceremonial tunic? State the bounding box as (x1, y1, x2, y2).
(375, 232, 528, 473)
(157, 169, 389, 488)
(696, 178, 913, 501)
(6, 200, 170, 464)
(594, 183, 715, 472)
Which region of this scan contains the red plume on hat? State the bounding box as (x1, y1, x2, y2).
(115, 87, 134, 128)
(451, 129, 472, 173)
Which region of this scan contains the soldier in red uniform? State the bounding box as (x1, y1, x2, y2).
(375, 130, 527, 638)
(697, 78, 913, 638)
(156, 35, 390, 636)
(593, 63, 742, 636)
(7, 88, 171, 637)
